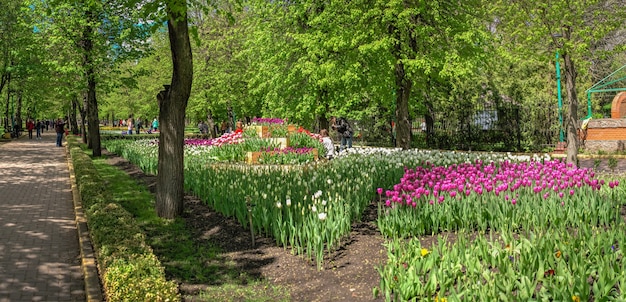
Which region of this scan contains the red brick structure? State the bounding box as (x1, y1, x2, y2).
(584, 105, 626, 152)
(578, 92, 626, 152)
(610, 92, 626, 118)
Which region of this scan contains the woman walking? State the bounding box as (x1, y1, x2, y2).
(26, 119, 35, 139)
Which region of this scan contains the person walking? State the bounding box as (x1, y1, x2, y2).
(127, 115, 134, 135)
(331, 116, 353, 152)
(152, 117, 159, 132)
(35, 119, 42, 139)
(135, 117, 142, 134)
(55, 118, 66, 147)
(26, 119, 35, 139)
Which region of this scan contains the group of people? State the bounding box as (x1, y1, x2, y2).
(320, 116, 353, 160)
(24, 118, 66, 147)
(25, 119, 44, 140)
(123, 115, 159, 135)
(198, 119, 245, 135)
(24, 119, 59, 139)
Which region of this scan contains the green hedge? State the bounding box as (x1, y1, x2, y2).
(67, 137, 179, 302)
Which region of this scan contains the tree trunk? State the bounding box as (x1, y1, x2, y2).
(15, 90, 22, 130)
(319, 115, 329, 133)
(207, 110, 217, 138)
(227, 105, 234, 132)
(4, 73, 10, 131)
(70, 96, 80, 135)
(156, 1, 193, 219)
(563, 51, 578, 167)
(86, 77, 101, 156)
(80, 93, 87, 144)
(83, 9, 101, 157)
(318, 92, 329, 132)
(561, 27, 578, 168)
(394, 61, 412, 150)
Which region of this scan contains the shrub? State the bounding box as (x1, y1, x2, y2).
(67, 137, 179, 301)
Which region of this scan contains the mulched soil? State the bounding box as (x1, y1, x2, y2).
(104, 153, 626, 302)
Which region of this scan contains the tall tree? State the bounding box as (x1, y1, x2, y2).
(358, 0, 488, 149)
(155, 0, 193, 218)
(36, 0, 150, 155)
(82, 6, 102, 154)
(492, 0, 626, 166)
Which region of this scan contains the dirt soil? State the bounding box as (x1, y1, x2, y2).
(104, 153, 625, 302)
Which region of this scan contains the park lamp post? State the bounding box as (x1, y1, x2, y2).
(553, 33, 565, 143)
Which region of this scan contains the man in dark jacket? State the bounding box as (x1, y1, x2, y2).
(55, 118, 66, 147)
(331, 116, 353, 152)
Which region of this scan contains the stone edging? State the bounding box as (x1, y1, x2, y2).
(65, 145, 104, 302)
(551, 153, 626, 159)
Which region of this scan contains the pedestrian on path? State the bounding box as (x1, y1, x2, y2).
(35, 119, 42, 139)
(331, 116, 353, 152)
(152, 117, 159, 132)
(127, 115, 134, 135)
(135, 117, 143, 134)
(55, 118, 66, 147)
(26, 119, 35, 139)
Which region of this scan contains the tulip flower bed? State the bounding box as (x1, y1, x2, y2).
(103, 126, 326, 168)
(375, 158, 626, 301)
(102, 137, 549, 266)
(377, 160, 622, 238)
(185, 150, 548, 269)
(99, 135, 626, 299)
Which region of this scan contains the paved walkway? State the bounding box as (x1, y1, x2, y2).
(0, 130, 85, 301)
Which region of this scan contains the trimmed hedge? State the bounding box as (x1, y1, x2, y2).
(67, 137, 179, 302)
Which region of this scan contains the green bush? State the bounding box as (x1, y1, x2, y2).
(67, 137, 179, 301)
(104, 254, 179, 302)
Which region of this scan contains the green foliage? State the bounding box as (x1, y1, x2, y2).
(67, 137, 179, 301)
(608, 156, 618, 172)
(378, 225, 626, 301)
(104, 254, 179, 302)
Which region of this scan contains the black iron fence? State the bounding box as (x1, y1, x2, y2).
(348, 100, 561, 152)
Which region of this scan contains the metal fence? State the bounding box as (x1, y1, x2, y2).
(348, 100, 561, 152)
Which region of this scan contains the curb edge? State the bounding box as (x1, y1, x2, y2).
(65, 144, 104, 302)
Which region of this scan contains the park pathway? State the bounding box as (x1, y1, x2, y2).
(0, 130, 85, 301)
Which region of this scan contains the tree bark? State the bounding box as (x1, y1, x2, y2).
(207, 110, 217, 138)
(563, 51, 578, 167)
(156, 1, 193, 219)
(4, 73, 10, 131)
(562, 27, 578, 168)
(317, 92, 329, 132)
(83, 9, 101, 156)
(70, 96, 80, 135)
(394, 60, 412, 150)
(15, 90, 22, 130)
(80, 93, 87, 144)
